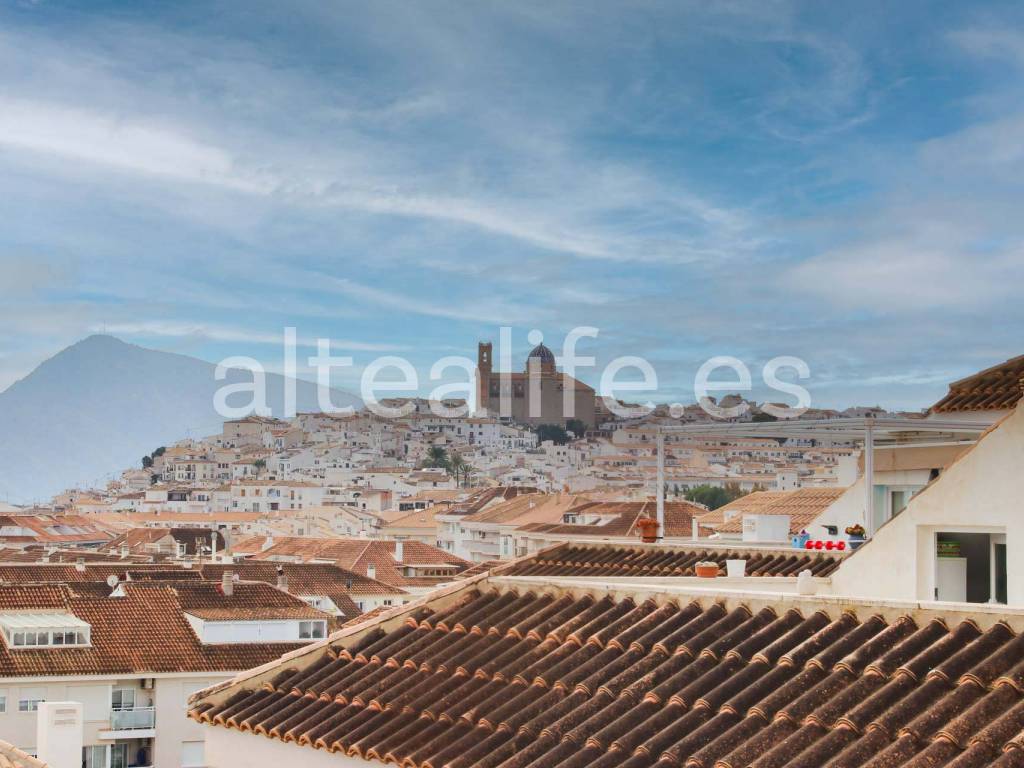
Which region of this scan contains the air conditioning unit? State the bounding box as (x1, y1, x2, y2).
(141, 678, 155, 690)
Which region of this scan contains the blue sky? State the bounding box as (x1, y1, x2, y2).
(1, 0, 1023, 410)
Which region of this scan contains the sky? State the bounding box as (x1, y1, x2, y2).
(1, 0, 1023, 411)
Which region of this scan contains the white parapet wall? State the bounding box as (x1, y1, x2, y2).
(36, 702, 83, 768)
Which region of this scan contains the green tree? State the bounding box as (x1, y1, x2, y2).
(449, 454, 474, 487)
(253, 458, 267, 474)
(566, 419, 586, 438)
(752, 411, 778, 422)
(536, 424, 570, 445)
(423, 445, 450, 470)
(685, 483, 749, 510)
(142, 455, 154, 469)
(152, 446, 166, 457)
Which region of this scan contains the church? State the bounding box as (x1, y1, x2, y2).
(475, 340, 596, 429)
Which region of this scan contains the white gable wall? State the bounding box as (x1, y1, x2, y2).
(830, 404, 1024, 605)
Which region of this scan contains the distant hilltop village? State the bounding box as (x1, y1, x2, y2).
(1, 352, 1024, 767)
(16, 337, 931, 521)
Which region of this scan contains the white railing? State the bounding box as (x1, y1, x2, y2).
(110, 707, 155, 730)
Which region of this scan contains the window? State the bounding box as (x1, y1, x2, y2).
(298, 621, 326, 639)
(111, 687, 136, 710)
(181, 740, 205, 768)
(83, 745, 107, 768)
(0, 691, 6, 713)
(110, 743, 128, 768)
(18, 688, 45, 712)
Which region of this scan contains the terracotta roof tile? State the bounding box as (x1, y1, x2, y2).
(516, 501, 705, 538)
(715, 487, 847, 534)
(238, 537, 469, 588)
(0, 582, 307, 677)
(190, 580, 1024, 768)
(931, 355, 1024, 414)
(0, 741, 44, 768)
(504, 542, 844, 578)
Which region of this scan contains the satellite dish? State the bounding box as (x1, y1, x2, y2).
(106, 574, 119, 588)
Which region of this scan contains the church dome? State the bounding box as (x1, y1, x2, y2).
(526, 342, 556, 370)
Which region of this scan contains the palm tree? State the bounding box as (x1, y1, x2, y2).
(449, 454, 468, 486)
(424, 446, 450, 470)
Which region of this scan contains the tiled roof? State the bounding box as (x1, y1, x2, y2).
(696, 492, 789, 528)
(0, 740, 45, 768)
(444, 487, 539, 517)
(462, 494, 587, 526)
(243, 537, 470, 589)
(931, 355, 1024, 414)
(455, 561, 504, 580)
(0, 547, 151, 564)
(191, 579, 1024, 768)
(199, 562, 403, 606)
(0, 582, 304, 677)
(100, 527, 226, 556)
(0, 561, 393, 615)
(0, 563, 209, 585)
(167, 581, 329, 621)
(0, 514, 118, 544)
(716, 487, 847, 534)
(503, 543, 843, 578)
(382, 508, 441, 531)
(516, 501, 706, 539)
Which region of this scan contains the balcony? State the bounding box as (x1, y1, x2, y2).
(99, 707, 156, 740)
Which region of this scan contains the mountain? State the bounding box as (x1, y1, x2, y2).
(0, 335, 362, 504)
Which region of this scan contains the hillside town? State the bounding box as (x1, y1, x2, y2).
(0, 348, 1023, 768)
(5, 1, 1024, 765)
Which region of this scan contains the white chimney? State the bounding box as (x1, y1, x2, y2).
(210, 531, 218, 560)
(692, 518, 699, 541)
(394, 541, 404, 562)
(222, 571, 234, 597)
(366, 564, 376, 581)
(37, 701, 83, 768)
(276, 566, 288, 592)
(75, 557, 86, 573)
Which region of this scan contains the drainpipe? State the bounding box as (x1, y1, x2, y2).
(656, 430, 665, 540)
(864, 418, 875, 538)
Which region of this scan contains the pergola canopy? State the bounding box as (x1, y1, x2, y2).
(650, 416, 993, 538)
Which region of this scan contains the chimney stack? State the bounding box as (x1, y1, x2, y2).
(276, 565, 288, 592)
(222, 571, 234, 597)
(75, 557, 86, 573)
(394, 541, 404, 561)
(366, 564, 376, 581)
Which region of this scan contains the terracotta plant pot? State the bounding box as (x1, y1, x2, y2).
(636, 517, 659, 543)
(695, 562, 720, 578)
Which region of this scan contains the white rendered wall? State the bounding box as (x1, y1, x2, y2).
(831, 405, 1024, 605)
(36, 701, 83, 768)
(205, 724, 367, 768)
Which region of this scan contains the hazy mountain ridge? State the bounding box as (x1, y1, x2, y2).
(0, 335, 361, 503)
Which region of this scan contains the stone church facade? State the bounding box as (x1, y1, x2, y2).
(475, 341, 596, 429)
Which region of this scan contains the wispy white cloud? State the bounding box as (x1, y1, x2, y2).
(324, 277, 542, 325)
(94, 321, 405, 351)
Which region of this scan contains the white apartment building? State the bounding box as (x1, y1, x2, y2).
(0, 577, 330, 768)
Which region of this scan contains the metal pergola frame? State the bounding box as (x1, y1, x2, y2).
(650, 417, 993, 538)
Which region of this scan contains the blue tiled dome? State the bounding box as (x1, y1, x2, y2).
(527, 343, 555, 366)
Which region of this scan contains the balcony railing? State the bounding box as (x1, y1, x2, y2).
(110, 707, 155, 730)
